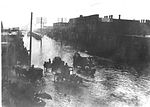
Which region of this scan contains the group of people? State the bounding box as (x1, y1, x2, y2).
(43, 57, 71, 81)
(43, 56, 84, 83)
(43, 52, 96, 83)
(43, 59, 52, 72)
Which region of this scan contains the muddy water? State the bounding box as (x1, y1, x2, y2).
(23, 35, 150, 107)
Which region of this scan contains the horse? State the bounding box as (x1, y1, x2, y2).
(14, 65, 27, 77)
(27, 67, 43, 82)
(51, 57, 64, 74)
(52, 64, 70, 82)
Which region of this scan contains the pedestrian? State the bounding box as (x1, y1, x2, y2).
(31, 64, 34, 68)
(48, 58, 51, 64)
(65, 63, 70, 76)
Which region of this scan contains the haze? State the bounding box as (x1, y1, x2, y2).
(1, 0, 150, 29)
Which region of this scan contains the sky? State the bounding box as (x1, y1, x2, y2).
(1, 0, 150, 29)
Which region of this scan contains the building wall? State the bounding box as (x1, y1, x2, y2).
(50, 14, 150, 66)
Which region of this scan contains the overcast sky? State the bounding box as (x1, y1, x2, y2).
(1, 0, 150, 29)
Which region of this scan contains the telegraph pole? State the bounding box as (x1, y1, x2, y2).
(41, 17, 43, 34)
(29, 12, 33, 66)
(40, 17, 42, 47)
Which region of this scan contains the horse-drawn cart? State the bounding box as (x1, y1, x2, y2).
(14, 65, 43, 82)
(44, 52, 97, 84)
(73, 52, 97, 78)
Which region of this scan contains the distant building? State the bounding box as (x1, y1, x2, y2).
(50, 14, 150, 66)
(53, 22, 68, 29)
(2, 27, 27, 69)
(2, 27, 23, 37)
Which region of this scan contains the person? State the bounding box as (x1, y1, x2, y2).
(43, 61, 46, 68)
(43, 61, 47, 72)
(48, 58, 51, 63)
(64, 63, 70, 76)
(48, 58, 51, 65)
(90, 69, 96, 78)
(29, 64, 34, 72)
(51, 57, 60, 73)
(48, 58, 51, 69)
(73, 52, 79, 68)
(31, 65, 34, 69)
(85, 66, 90, 75)
(74, 52, 83, 68)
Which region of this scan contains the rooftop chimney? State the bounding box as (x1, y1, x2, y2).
(61, 18, 63, 22)
(80, 15, 83, 18)
(110, 15, 113, 19)
(119, 14, 121, 20)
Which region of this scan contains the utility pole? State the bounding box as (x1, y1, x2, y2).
(1, 21, 3, 33)
(40, 17, 43, 47)
(41, 17, 43, 34)
(29, 12, 33, 66)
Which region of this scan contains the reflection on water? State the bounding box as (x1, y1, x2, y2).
(23, 35, 83, 67)
(23, 35, 150, 107)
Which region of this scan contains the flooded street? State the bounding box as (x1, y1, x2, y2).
(23, 35, 150, 107)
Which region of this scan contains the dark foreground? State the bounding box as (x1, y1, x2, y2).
(2, 75, 51, 107)
(2, 35, 150, 107)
